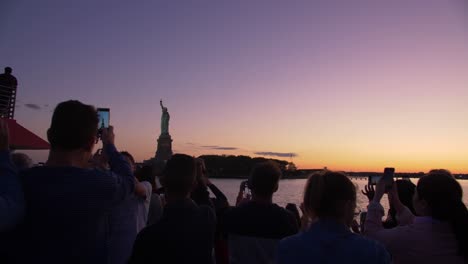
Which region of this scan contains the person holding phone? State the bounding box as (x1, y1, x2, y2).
(361, 180, 416, 230)
(16, 101, 134, 264)
(223, 161, 298, 264)
(129, 154, 216, 264)
(191, 158, 229, 209)
(364, 169, 468, 264)
(278, 170, 390, 264)
(235, 180, 251, 206)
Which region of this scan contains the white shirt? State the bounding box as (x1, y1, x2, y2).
(136, 181, 152, 232)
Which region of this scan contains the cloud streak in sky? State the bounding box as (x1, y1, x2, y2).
(202, 145, 238, 150)
(24, 103, 41, 110)
(255, 152, 298, 158)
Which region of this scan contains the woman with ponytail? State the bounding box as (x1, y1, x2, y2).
(365, 169, 468, 264)
(278, 171, 390, 264)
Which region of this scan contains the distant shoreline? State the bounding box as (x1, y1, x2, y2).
(209, 170, 468, 180)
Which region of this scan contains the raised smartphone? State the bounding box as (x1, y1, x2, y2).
(97, 108, 110, 129)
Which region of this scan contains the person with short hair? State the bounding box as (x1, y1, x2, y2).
(17, 100, 134, 264)
(129, 154, 216, 264)
(278, 171, 390, 264)
(223, 161, 298, 264)
(365, 169, 468, 264)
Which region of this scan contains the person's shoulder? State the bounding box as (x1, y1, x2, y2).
(21, 166, 117, 186)
(272, 204, 296, 218)
(224, 202, 253, 220)
(225, 203, 244, 214)
(20, 166, 58, 181)
(348, 233, 389, 257)
(271, 203, 288, 212)
(279, 231, 303, 247)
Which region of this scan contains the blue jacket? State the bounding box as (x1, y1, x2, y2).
(18, 144, 134, 264)
(0, 151, 24, 231)
(278, 219, 391, 264)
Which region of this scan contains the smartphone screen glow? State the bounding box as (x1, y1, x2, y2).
(97, 108, 110, 129)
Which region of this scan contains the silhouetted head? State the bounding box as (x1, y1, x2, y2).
(12, 153, 33, 171)
(121, 151, 135, 172)
(248, 161, 282, 199)
(303, 171, 356, 226)
(47, 100, 98, 156)
(414, 169, 459, 216)
(136, 165, 155, 186)
(4, 67, 12, 74)
(415, 169, 468, 259)
(161, 154, 196, 197)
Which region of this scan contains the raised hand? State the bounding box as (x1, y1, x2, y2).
(373, 177, 387, 203)
(101, 126, 115, 146)
(387, 182, 404, 213)
(361, 184, 375, 202)
(236, 180, 251, 206)
(239, 180, 248, 192)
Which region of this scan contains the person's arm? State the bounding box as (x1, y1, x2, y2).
(364, 179, 409, 254)
(101, 127, 135, 204)
(134, 179, 152, 199)
(0, 120, 24, 231)
(387, 183, 415, 225)
(207, 182, 228, 205)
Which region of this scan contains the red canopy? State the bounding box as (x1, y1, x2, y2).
(1, 118, 50, 150)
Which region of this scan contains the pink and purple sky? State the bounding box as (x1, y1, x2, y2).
(1, 0, 468, 172)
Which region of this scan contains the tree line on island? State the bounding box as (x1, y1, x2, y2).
(199, 155, 298, 179)
(198, 155, 468, 180)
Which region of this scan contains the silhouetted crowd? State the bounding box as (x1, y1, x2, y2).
(1, 100, 467, 264)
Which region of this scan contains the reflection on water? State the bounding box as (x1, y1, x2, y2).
(210, 178, 468, 213)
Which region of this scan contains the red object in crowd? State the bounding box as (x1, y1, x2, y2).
(1, 118, 50, 150)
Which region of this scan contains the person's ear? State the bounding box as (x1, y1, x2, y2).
(84, 136, 96, 152)
(273, 182, 279, 193)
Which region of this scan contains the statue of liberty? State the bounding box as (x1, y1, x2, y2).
(160, 99, 170, 135)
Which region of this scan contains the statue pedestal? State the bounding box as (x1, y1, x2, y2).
(145, 133, 173, 175)
(155, 133, 173, 161)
